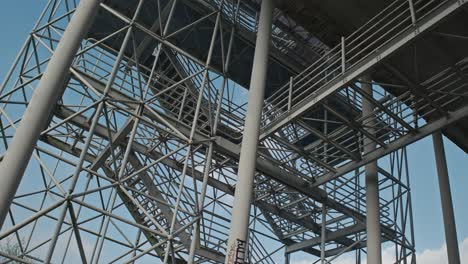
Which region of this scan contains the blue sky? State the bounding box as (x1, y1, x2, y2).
(0, 1, 466, 262)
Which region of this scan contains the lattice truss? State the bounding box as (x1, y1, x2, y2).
(0, 0, 437, 263)
(258, 0, 468, 262)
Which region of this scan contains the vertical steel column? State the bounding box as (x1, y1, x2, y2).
(432, 131, 460, 264)
(0, 0, 102, 228)
(225, 0, 274, 263)
(361, 75, 382, 264)
(320, 204, 326, 264)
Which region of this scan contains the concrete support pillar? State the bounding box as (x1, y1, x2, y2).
(0, 0, 102, 229)
(432, 131, 460, 264)
(225, 0, 274, 263)
(361, 75, 382, 264)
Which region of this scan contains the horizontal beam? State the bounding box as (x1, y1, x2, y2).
(256, 202, 357, 248)
(285, 223, 365, 254)
(313, 103, 468, 187)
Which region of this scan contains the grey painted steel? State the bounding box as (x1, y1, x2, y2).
(1, 0, 463, 262)
(285, 224, 365, 254)
(320, 205, 326, 263)
(55, 83, 394, 239)
(0, 0, 101, 228)
(433, 131, 461, 264)
(361, 75, 382, 264)
(259, 0, 467, 140)
(225, 0, 274, 262)
(312, 103, 468, 188)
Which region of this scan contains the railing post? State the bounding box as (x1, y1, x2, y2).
(320, 204, 327, 264)
(341, 36, 346, 74)
(408, 0, 417, 24)
(288, 77, 293, 111)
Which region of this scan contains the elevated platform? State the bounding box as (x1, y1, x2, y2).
(93, 0, 317, 96)
(268, 0, 468, 153)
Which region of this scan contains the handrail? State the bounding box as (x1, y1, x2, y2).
(261, 0, 452, 127)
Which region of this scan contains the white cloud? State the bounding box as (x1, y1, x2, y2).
(291, 237, 468, 264)
(417, 237, 468, 264)
(291, 261, 311, 264)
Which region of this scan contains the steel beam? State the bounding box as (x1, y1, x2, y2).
(224, 1, 274, 263)
(312, 104, 468, 188)
(361, 75, 382, 264)
(0, 0, 102, 228)
(433, 131, 461, 264)
(285, 224, 365, 254)
(255, 201, 357, 248)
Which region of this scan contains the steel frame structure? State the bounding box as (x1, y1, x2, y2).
(0, 0, 465, 263)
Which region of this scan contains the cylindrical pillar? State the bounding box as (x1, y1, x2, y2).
(361, 75, 382, 264)
(320, 204, 326, 264)
(432, 131, 460, 264)
(225, 0, 274, 263)
(0, 0, 102, 228)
